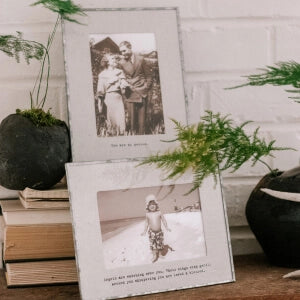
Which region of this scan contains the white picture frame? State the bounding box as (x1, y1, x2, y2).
(62, 5, 187, 162)
(66, 161, 235, 300)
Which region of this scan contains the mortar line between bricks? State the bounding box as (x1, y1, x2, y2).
(238, 122, 300, 131)
(0, 76, 65, 86)
(3, 18, 300, 30)
(185, 71, 273, 81)
(182, 17, 300, 26)
(0, 22, 61, 31)
(222, 176, 266, 184)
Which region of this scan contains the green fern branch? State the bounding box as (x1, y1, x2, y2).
(140, 111, 294, 193)
(30, 0, 85, 109)
(226, 61, 300, 101)
(0, 0, 85, 116)
(0, 32, 44, 64)
(31, 0, 86, 24)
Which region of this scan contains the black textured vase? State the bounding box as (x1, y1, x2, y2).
(246, 167, 300, 267)
(0, 114, 71, 190)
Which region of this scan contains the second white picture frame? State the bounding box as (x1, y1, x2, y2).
(66, 160, 235, 300)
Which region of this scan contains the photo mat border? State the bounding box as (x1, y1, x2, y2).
(66, 160, 235, 300)
(62, 6, 188, 162)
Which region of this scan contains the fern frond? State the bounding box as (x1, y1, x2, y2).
(226, 61, 300, 102)
(141, 111, 294, 192)
(31, 0, 85, 23)
(0, 32, 44, 64)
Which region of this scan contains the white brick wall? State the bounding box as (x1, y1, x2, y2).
(183, 28, 270, 72)
(276, 25, 300, 60)
(207, 0, 300, 18)
(1, 0, 300, 255)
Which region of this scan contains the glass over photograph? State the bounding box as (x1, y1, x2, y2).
(89, 33, 164, 137)
(97, 184, 207, 269)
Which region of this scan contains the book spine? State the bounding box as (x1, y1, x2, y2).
(3, 211, 71, 225)
(5, 259, 78, 287)
(4, 224, 75, 261)
(0, 216, 4, 269)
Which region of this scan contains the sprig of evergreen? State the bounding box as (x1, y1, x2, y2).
(227, 61, 300, 101)
(31, 0, 85, 24)
(0, 0, 85, 125)
(0, 32, 44, 64)
(140, 111, 293, 193)
(30, 0, 85, 110)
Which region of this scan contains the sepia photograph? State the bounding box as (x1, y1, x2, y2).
(66, 160, 234, 299)
(89, 33, 164, 137)
(98, 184, 206, 269)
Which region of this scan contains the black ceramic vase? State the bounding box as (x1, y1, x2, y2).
(0, 114, 71, 190)
(246, 166, 300, 267)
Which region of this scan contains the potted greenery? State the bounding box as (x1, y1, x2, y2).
(226, 61, 300, 268)
(140, 109, 299, 267)
(0, 0, 85, 190)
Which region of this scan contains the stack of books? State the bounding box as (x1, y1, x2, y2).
(0, 183, 77, 287)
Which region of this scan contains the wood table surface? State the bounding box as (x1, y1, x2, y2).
(0, 254, 299, 300)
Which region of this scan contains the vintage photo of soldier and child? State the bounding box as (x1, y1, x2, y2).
(97, 184, 207, 269)
(89, 33, 165, 137)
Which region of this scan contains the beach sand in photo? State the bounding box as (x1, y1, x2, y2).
(101, 211, 206, 269)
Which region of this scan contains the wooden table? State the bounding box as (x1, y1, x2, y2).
(0, 254, 299, 300)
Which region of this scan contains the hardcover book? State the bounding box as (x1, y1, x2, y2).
(5, 259, 77, 287)
(0, 200, 71, 225)
(19, 195, 70, 209)
(20, 182, 69, 200)
(3, 224, 75, 261)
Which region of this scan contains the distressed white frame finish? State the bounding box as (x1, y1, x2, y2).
(66, 161, 235, 300)
(62, 6, 187, 162)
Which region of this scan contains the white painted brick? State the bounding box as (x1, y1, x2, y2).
(222, 158, 273, 178)
(0, 0, 55, 24)
(38, 83, 68, 122)
(0, 85, 67, 123)
(223, 180, 256, 226)
(268, 130, 300, 171)
(182, 28, 269, 72)
(76, 0, 206, 19)
(207, 0, 300, 18)
(0, 31, 64, 80)
(0, 52, 40, 80)
(276, 25, 300, 61)
(209, 80, 300, 123)
(0, 86, 33, 119)
(0, 0, 205, 23)
(185, 82, 209, 123)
